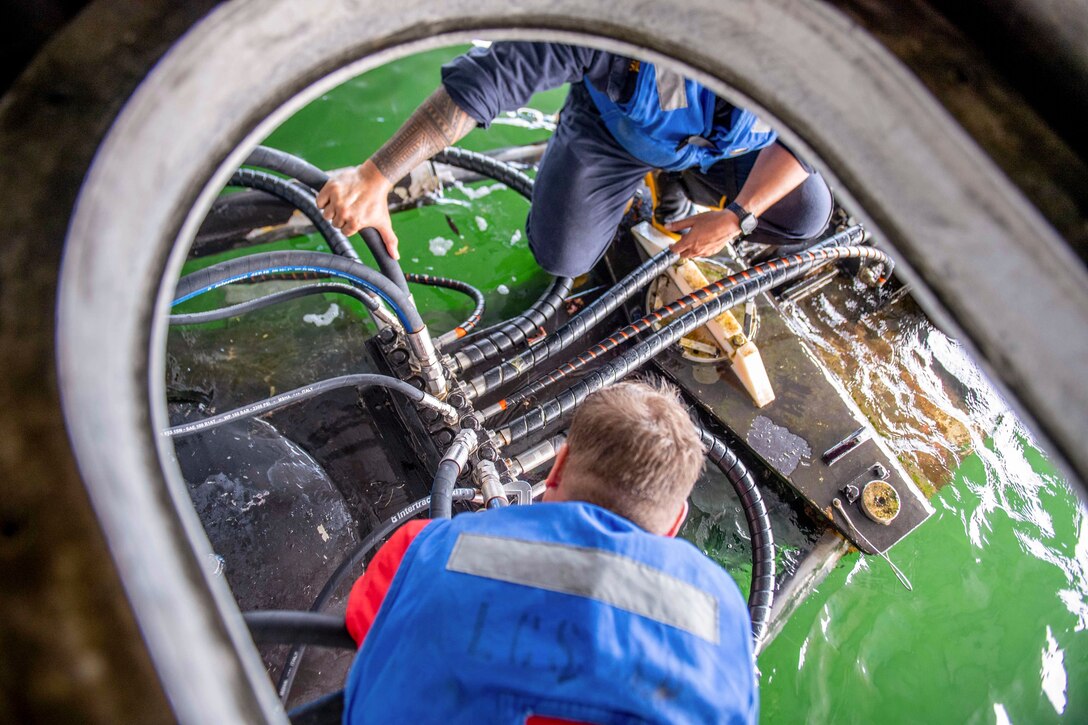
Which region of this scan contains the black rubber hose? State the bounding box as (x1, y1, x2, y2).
(498, 245, 886, 414)
(429, 146, 574, 366)
(433, 146, 534, 198)
(168, 282, 380, 326)
(237, 146, 573, 360)
(697, 427, 775, 645)
(498, 247, 890, 445)
(452, 275, 574, 372)
(243, 611, 356, 650)
(468, 249, 679, 398)
(429, 459, 462, 520)
(173, 249, 424, 332)
(229, 168, 360, 262)
(244, 145, 329, 191)
(276, 487, 476, 701)
(406, 273, 487, 344)
(166, 373, 434, 438)
(230, 168, 413, 298)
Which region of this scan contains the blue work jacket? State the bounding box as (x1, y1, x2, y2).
(343, 501, 758, 724)
(584, 61, 777, 172)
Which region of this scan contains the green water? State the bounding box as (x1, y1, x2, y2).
(250, 45, 1087, 721)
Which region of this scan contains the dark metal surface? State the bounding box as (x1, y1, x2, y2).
(654, 292, 933, 554)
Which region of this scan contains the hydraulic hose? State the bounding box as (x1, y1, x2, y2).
(230, 168, 412, 297)
(451, 275, 574, 371)
(697, 427, 775, 646)
(167, 281, 382, 326)
(172, 249, 424, 332)
(244, 145, 329, 191)
(431, 430, 478, 519)
(405, 273, 486, 345)
(433, 146, 534, 198)
(429, 146, 574, 365)
(497, 246, 891, 445)
(278, 487, 476, 701)
(229, 168, 360, 263)
(492, 246, 886, 418)
(239, 145, 572, 360)
(464, 248, 679, 399)
(165, 373, 456, 439)
(242, 611, 355, 650)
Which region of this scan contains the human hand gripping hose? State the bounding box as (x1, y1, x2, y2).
(239, 147, 412, 297)
(241, 145, 575, 356)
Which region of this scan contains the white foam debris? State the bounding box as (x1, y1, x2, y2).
(497, 284, 510, 295)
(475, 216, 488, 231)
(317, 524, 330, 543)
(509, 229, 523, 246)
(457, 182, 505, 200)
(429, 236, 455, 256)
(303, 303, 341, 327)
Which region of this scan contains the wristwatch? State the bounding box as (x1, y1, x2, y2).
(726, 201, 758, 236)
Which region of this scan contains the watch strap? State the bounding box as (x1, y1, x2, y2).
(726, 200, 757, 235)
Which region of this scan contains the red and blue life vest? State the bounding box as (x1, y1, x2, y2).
(584, 62, 777, 173)
(342, 501, 758, 724)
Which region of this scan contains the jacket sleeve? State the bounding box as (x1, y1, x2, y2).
(344, 519, 433, 647)
(441, 41, 603, 127)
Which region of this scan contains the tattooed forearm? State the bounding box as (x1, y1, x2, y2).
(372, 86, 477, 183)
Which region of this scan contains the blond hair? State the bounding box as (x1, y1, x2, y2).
(563, 380, 705, 532)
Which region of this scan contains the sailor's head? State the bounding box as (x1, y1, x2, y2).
(543, 379, 703, 536)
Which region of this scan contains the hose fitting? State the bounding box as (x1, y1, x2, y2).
(440, 428, 478, 470)
(406, 329, 448, 398)
(474, 460, 508, 508)
(430, 429, 478, 519)
(505, 435, 566, 478)
(418, 393, 459, 425)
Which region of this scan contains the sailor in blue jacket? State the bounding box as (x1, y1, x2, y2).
(342, 381, 758, 723)
(318, 42, 833, 275)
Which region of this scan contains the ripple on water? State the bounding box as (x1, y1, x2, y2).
(762, 279, 1088, 722)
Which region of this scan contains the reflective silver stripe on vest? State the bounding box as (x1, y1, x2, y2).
(655, 66, 689, 111)
(446, 533, 719, 643)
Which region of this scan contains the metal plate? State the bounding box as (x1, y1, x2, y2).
(655, 291, 933, 554)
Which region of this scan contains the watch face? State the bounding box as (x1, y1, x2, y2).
(740, 214, 758, 235)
